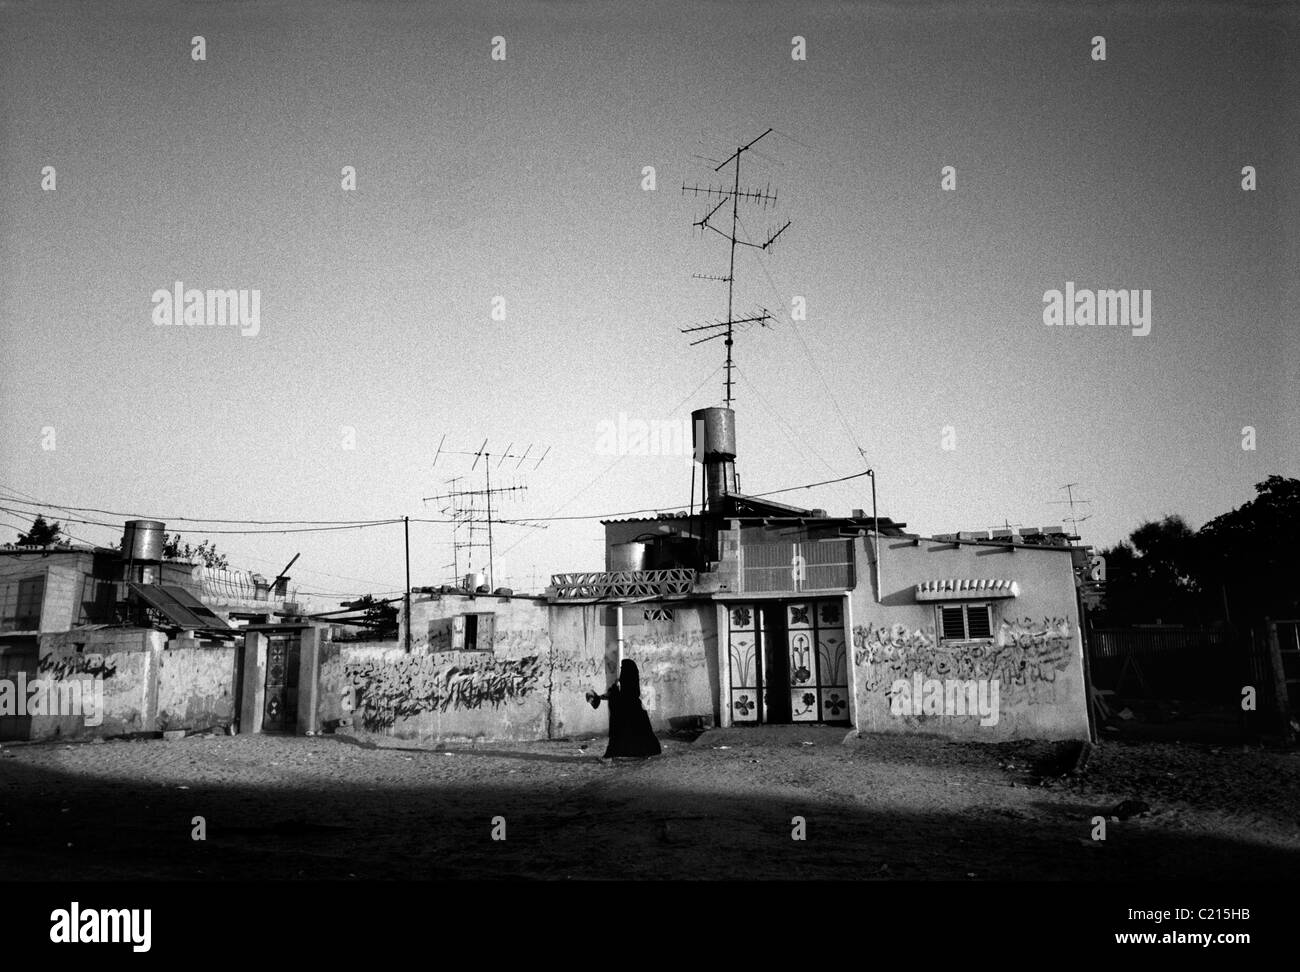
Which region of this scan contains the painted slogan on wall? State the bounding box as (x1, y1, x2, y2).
(853, 616, 1073, 705)
(347, 654, 544, 730)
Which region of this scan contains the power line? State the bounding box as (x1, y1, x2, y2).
(1, 464, 871, 538)
(735, 365, 840, 478)
(0, 495, 394, 525)
(0, 504, 410, 535)
(446, 470, 873, 524)
(491, 364, 725, 565)
(736, 212, 868, 468)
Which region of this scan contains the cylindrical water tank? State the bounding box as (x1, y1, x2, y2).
(610, 541, 650, 572)
(464, 571, 486, 591)
(691, 407, 736, 461)
(122, 520, 166, 561)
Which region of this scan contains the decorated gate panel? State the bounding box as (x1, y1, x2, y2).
(727, 604, 762, 724)
(815, 600, 850, 723)
(787, 603, 819, 721)
(786, 599, 850, 725)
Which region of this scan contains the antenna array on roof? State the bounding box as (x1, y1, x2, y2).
(423, 435, 550, 589)
(680, 127, 794, 407)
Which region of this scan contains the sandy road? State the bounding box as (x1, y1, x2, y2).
(1, 726, 1296, 880)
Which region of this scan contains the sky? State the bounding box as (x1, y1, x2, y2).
(1, 0, 1296, 605)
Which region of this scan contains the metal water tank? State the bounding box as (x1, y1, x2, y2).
(464, 571, 486, 591)
(691, 407, 736, 461)
(610, 541, 650, 572)
(122, 520, 166, 561)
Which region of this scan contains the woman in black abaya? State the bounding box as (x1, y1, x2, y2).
(587, 659, 661, 758)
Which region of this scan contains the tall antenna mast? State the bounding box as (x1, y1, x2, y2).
(681, 127, 792, 406)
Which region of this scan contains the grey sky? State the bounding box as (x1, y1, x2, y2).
(2, 0, 1295, 599)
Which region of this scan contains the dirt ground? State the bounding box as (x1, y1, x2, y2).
(1, 725, 1297, 880)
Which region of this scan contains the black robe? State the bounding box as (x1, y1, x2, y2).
(603, 662, 661, 758)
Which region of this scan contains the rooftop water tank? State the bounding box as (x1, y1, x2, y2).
(691, 407, 736, 461)
(610, 541, 651, 572)
(122, 520, 166, 561)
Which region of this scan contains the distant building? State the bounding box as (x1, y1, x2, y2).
(0, 522, 298, 742)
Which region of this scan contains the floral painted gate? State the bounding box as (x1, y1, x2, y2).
(726, 604, 763, 723)
(785, 600, 850, 724)
(726, 598, 850, 725)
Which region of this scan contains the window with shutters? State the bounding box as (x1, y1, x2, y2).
(937, 603, 993, 643)
(458, 613, 496, 652)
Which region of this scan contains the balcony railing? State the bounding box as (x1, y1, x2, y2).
(550, 569, 696, 600)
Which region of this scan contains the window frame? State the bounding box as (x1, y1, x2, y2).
(936, 602, 994, 644)
(457, 612, 496, 653)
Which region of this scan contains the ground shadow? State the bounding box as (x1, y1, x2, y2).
(2, 748, 1297, 881)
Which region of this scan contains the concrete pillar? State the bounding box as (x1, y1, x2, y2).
(295, 627, 320, 736)
(142, 630, 163, 733)
(239, 632, 267, 735)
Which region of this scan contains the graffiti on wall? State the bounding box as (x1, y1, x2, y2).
(39, 653, 118, 680)
(853, 616, 1073, 704)
(346, 654, 543, 730)
(624, 635, 709, 687)
(550, 648, 607, 696)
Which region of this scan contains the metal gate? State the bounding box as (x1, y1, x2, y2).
(727, 605, 763, 723)
(726, 598, 849, 725)
(786, 600, 850, 723)
(262, 632, 300, 732)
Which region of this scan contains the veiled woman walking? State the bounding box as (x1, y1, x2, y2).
(587, 659, 661, 758)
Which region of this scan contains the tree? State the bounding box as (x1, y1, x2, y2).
(1095, 515, 1205, 626)
(1095, 477, 1300, 628)
(1197, 475, 1300, 624)
(162, 534, 230, 569)
(17, 515, 62, 546)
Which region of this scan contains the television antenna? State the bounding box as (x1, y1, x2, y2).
(681, 127, 792, 406)
(1050, 483, 1093, 540)
(424, 436, 549, 589)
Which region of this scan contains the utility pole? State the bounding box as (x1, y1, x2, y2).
(681, 127, 791, 406)
(403, 515, 411, 653)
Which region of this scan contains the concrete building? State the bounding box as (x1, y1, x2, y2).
(333, 406, 1091, 745)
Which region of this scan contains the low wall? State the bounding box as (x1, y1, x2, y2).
(23, 629, 239, 740)
(31, 629, 164, 739)
(156, 646, 238, 731)
(620, 605, 715, 731)
(338, 599, 718, 744)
